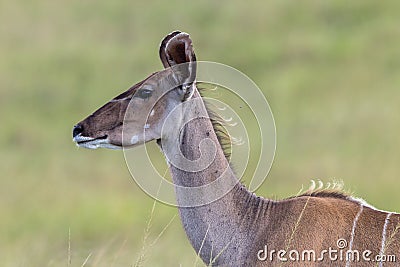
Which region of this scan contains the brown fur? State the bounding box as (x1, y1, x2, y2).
(73, 31, 400, 266)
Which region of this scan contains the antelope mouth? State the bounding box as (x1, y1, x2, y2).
(73, 135, 111, 149)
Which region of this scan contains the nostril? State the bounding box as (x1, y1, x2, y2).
(73, 124, 83, 138)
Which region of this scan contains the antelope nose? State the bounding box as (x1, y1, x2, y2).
(73, 124, 83, 138)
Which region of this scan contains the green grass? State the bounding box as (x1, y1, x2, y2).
(1, 0, 400, 266)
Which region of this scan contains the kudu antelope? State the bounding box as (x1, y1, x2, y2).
(73, 31, 400, 266)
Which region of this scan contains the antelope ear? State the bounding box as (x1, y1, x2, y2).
(159, 31, 197, 87)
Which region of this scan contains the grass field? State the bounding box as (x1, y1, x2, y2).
(1, 1, 400, 266)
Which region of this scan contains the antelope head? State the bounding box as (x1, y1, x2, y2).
(72, 31, 197, 149)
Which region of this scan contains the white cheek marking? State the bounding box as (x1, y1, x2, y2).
(150, 109, 155, 117)
(130, 135, 139, 145)
(144, 124, 150, 129)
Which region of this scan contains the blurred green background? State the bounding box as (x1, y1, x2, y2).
(1, 0, 400, 266)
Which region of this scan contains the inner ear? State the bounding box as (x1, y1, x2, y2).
(159, 31, 196, 69)
(159, 31, 197, 91)
(167, 42, 188, 65)
(159, 31, 196, 68)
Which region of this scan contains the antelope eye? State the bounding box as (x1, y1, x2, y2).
(135, 89, 153, 99)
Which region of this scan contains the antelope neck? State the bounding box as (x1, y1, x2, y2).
(158, 88, 270, 264)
